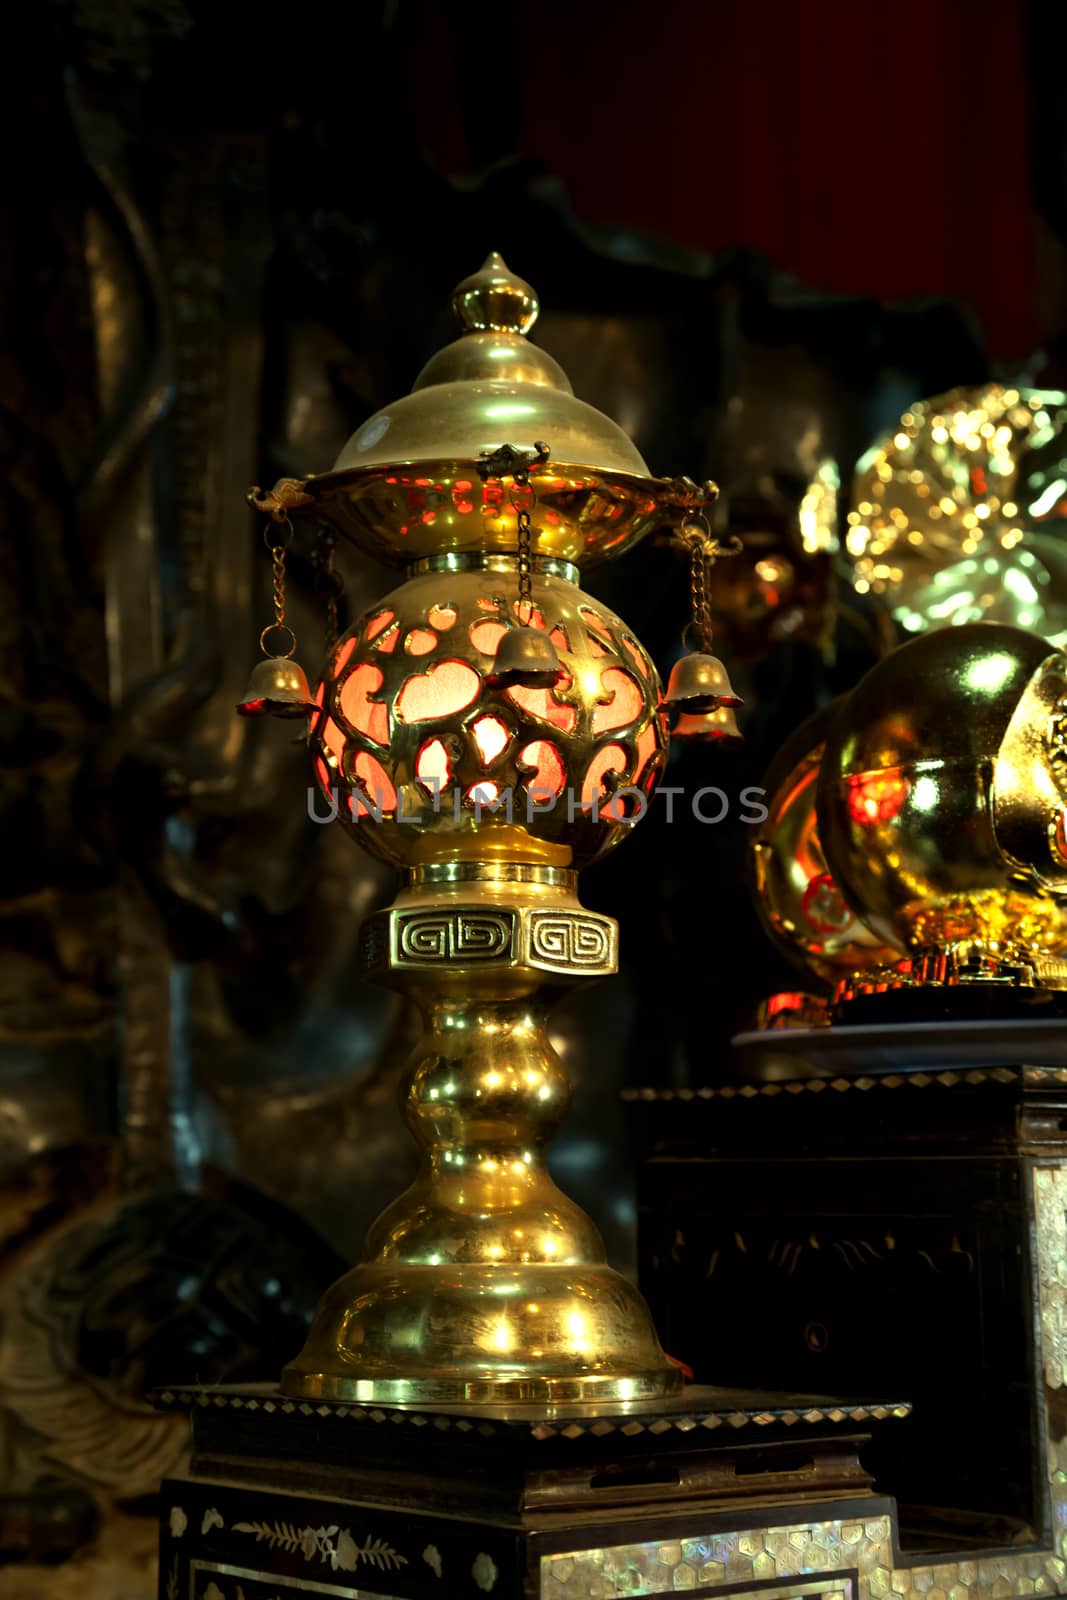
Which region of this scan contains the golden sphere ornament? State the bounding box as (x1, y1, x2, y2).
(816, 622, 1067, 990)
(845, 383, 1067, 641)
(751, 704, 903, 993)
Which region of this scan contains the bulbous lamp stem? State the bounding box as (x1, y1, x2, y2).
(282, 872, 679, 1403)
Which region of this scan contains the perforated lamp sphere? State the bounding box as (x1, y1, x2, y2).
(310, 566, 666, 871)
(816, 622, 1067, 972)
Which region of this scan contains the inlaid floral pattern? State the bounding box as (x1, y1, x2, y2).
(233, 1517, 407, 1574)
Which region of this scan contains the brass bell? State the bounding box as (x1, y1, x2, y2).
(237, 654, 316, 719)
(664, 650, 742, 714)
(673, 704, 743, 743)
(488, 626, 564, 689)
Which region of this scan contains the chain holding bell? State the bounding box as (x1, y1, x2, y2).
(664, 513, 743, 727)
(664, 650, 742, 714)
(479, 440, 564, 690)
(237, 521, 317, 720)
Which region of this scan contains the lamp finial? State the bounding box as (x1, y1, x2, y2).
(451, 250, 539, 335)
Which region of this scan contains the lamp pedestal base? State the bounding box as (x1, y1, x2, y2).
(282, 877, 679, 1405)
(281, 1260, 677, 1405)
(154, 1384, 905, 1600)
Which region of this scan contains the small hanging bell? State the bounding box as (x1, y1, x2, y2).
(237, 653, 316, 719)
(673, 704, 743, 743)
(488, 625, 564, 689)
(664, 651, 743, 714)
(238, 523, 317, 719)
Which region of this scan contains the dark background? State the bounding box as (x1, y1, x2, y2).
(1, 0, 1067, 1574)
(4, 0, 1066, 1254)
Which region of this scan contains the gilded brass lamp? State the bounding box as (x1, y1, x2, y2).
(249, 254, 711, 1404)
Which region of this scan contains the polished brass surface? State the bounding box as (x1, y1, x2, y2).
(235, 653, 314, 718)
(834, 946, 1067, 1004)
(450, 250, 539, 334)
(486, 621, 565, 687)
(664, 650, 741, 712)
(993, 648, 1067, 890)
(673, 705, 743, 743)
(300, 460, 709, 568)
(751, 709, 902, 988)
(278, 257, 683, 1403)
(283, 876, 677, 1403)
(410, 550, 580, 583)
(754, 991, 832, 1028)
(255, 250, 712, 566)
(405, 860, 578, 890)
(845, 383, 1067, 640)
(816, 622, 1067, 976)
(332, 251, 648, 478)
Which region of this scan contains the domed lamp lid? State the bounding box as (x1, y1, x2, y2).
(248, 254, 713, 566)
(330, 252, 649, 478)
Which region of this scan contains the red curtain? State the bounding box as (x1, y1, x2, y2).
(424, 0, 1036, 360)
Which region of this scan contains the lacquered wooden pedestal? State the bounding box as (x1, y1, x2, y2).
(154, 1384, 907, 1600)
(630, 1043, 1067, 1595)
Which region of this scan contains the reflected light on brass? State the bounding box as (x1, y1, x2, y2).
(252, 253, 710, 1404)
(817, 623, 1067, 988)
(751, 706, 903, 1006)
(845, 384, 1067, 641)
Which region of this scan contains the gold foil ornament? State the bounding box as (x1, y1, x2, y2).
(845, 384, 1067, 642)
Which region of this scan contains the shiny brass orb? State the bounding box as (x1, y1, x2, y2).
(310, 563, 665, 872)
(751, 705, 902, 987)
(845, 384, 1067, 642)
(816, 622, 1067, 981)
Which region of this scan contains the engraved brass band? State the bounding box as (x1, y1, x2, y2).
(358, 902, 617, 980)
